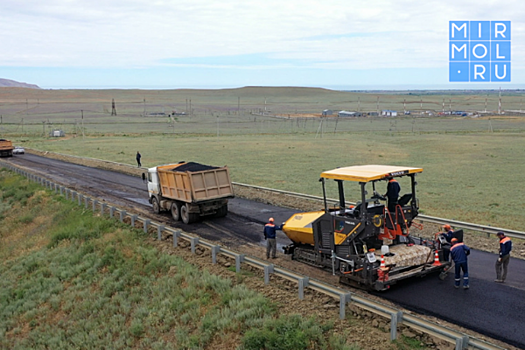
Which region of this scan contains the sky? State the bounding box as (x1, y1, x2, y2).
(1, 0, 524, 90)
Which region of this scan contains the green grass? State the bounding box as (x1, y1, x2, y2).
(1, 170, 376, 350)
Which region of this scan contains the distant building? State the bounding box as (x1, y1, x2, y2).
(50, 130, 65, 137)
(322, 109, 333, 116)
(381, 110, 398, 117)
(338, 110, 363, 117)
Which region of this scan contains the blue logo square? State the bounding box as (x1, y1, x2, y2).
(491, 21, 510, 40)
(470, 41, 490, 61)
(450, 21, 469, 40)
(449, 41, 469, 61)
(470, 62, 490, 82)
(470, 21, 490, 40)
(450, 62, 469, 82)
(491, 41, 510, 61)
(491, 62, 510, 81)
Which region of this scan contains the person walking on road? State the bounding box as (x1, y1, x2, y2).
(136, 151, 142, 167)
(495, 231, 512, 283)
(450, 237, 471, 289)
(263, 217, 283, 259)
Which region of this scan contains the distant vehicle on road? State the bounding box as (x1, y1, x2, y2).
(12, 146, 25, 155)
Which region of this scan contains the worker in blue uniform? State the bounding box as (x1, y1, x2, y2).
(495, 231, 512, 283)
(450, 237, 471, 289)
(263, 217, 283, 259)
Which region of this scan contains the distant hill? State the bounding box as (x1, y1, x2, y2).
(0, 78, 40, 89)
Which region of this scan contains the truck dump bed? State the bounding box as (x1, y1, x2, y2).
(157, 162, 234, 203)
(0, 139, 14, 157)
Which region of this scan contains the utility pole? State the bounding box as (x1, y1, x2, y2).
(143, 98, 146, 117)
(81, 110, 85, 139)
(498, 87, 502, 115)
(358, 97, 360, 112)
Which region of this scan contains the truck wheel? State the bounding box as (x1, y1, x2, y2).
(215, 204, 228, 218)
(152, 197, 160, 214)
(171, 202, 181, 221)
(181, 204, 198, 224)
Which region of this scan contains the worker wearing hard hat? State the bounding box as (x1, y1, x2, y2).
(263, 217, 283, 259)
(450, 237, 471, 289)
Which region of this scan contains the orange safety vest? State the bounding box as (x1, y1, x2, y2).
(500, 237, 511, 244)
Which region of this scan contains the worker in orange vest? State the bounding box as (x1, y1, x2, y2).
(263, 218, 283, 259)
(450, 238, 470, 289)
(495, 231, 512, 283)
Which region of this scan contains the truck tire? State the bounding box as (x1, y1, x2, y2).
(215, 204, 228, 218)
(152, 197, 160, 214)
(171, 202, 181, 221)
(181, 203, 199, 224)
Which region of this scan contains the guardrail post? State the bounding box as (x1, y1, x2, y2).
(455, 336, 469, 350)
(298, 277, 309, 300)
(390, 311, 403, 341)
(101, 203, 107, 216)
(60, 186, 64, 196)
(65, 189, 68, 199)
(190, 237, 199, 254)
(143, 219, 150, 234)
(235, 254, 245, 273)
(109, 206, 115, 218)
(84, 196, 89, 209)
(173, 230, 181, 247)
(78, 194, 82, 206)
(211, 246, 221, 264)
(264, 264, 274, 285)
(93, 200, 98, 212)
(157, 225, 164, 240)
(131, 214, 137, 228)
(339, 292, 352, 320)
(120, 210, 126, 223)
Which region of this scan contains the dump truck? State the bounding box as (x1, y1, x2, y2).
(0, 139, 14, 157)
(143, 162, 234, 224)
(281, 165, 451, 291)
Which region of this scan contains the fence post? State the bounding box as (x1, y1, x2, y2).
(298, 277, 309, 300)
(235, 254, 245, 273)
(339, 293, 352, 320)
(390, 311, 403, 341)
(173, 230, 181, 247)
(264, 264, 274, 285)
(211, 246, 221, 264)
(190, 237, 199, 254)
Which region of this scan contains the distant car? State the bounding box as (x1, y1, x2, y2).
(13, 146, 25, 155)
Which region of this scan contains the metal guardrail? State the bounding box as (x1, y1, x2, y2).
(233, 182, 525, 240)
(0, 161, 507, 350)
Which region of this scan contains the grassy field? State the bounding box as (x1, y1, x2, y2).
(1, 170, 373, 350)
(1, 87, 525, 231)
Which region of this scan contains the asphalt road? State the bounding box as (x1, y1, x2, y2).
(3, 153, 525, 349)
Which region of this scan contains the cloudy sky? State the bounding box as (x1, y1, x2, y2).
(1, 0, 523, 89)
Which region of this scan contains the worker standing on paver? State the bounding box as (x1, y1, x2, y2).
(450, 237, 470, 289)
(263, 218, 283, 259)
(384, 176, 400, 213)
(495, 231, 512, 283)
